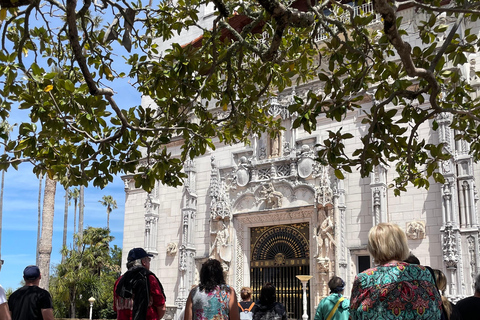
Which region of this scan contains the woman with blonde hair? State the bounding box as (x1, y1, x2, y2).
(433, 269, 461, 320)
(350, 223, 442, 319)
(238, 287, 255, 320)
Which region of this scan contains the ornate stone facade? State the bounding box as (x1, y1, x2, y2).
(120, 4, 480, 319)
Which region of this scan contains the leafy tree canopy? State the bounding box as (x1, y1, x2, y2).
(0, 0, 478, 192)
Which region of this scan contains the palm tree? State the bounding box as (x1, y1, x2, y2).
(99, 195, 117, 230)
(51, 227, 113, 318)
(68, 188, 80, 242)
(62, 187, 69, 262)
(38, 176, 56, 289)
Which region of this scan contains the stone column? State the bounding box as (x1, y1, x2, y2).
(144, 192, 159, 255)
(176, 160, 197, 309)
(370, 164, 387, 225)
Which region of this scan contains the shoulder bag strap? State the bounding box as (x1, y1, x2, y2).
(326, 297, 345, 320)
(239, 303, 245, 312)
(246, 302, 255, 312)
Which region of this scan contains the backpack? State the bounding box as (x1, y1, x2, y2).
(239, 302, 255, 320)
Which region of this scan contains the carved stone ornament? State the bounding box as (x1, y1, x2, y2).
(166, 242, 178, 255)
(406, 220, 426, 240)
(317, 257, 330, 275)
(443, 224, 458, 269)
(260, 182, 283, 209)
(298, 157, 314, 178)
(236, 168, 250, 187)
(163, 306, 177, 320)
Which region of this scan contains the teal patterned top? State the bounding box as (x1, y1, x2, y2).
(349, 262, 442, 320)
(191, 285, 231, 320)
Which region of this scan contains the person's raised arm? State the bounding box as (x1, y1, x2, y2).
(229, 287, 240, 320)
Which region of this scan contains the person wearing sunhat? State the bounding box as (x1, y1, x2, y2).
(114, 247, 166, 320)
(8, 265, 54, 320)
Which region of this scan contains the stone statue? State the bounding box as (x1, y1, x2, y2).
(270, 134, 281, 158)
(260, 183, 283, 208)
(314, 209, 335, 260)
(209, 222, 232, 270)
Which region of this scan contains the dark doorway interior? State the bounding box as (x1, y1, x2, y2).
(250, 223, 310, 320)
(358, 255, 371, 273)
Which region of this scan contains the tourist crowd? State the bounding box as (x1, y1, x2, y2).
(1, 223, 479, 320)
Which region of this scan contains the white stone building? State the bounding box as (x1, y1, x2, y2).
(121, 2, 480, 319)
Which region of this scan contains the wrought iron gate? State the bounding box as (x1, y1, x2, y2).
(250, 223, 310, 320)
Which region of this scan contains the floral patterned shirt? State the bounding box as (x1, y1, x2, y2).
(349, 262, 442, 320)
(191, 285, 231, 320)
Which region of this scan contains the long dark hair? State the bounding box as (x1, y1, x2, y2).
(199, 259, 226, 292)
(259, 283, 276, 306)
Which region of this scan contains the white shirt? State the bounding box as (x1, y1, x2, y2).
(0, 284, 6, 304)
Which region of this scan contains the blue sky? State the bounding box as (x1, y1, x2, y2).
(0, 165, 126, 290)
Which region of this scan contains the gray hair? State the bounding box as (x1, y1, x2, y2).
(475, 273, 480, 294)
(126, 258, 144, 270)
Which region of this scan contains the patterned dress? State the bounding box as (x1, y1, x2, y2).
(349, 262, 442, 320)
(191, 285, 231, 320)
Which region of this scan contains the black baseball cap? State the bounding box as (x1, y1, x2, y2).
(23, 265, 41, 280)
(127, 248, 153, 262)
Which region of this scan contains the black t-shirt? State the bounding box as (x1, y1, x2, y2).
(239, 301, 255, 314)
(456, 296, 480, 320)
(252, 301, 287, 320)
(8, 285, 53, 320)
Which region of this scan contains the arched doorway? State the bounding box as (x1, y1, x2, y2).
(250, 223, 310, 320)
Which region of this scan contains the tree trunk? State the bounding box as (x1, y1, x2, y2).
(36, 174, 43, 265)
(69, 287, 76, 318)
(107, 210, 110, 230)
(38, 176, 56, 290)
(78, 185, 84, 246)
(0, 166, 4, 262)
(73, 199, 77, 241)
(62, 188, 69, 262)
